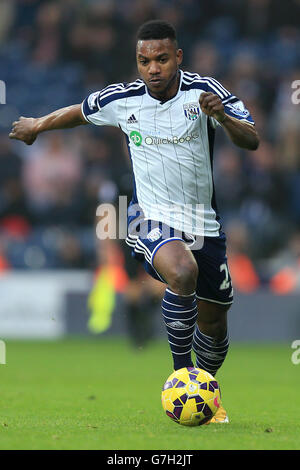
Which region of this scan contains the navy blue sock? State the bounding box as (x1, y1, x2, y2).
(162, 288, 198, 370)
(192, 326, 229, 376)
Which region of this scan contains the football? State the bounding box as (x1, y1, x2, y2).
(161, 367, 221, 426)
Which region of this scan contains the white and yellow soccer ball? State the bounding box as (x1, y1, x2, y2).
(161, 367, 221, 426)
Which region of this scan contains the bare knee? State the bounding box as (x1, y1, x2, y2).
(152, 240, 198, 295)
(168, 259, 198, 295)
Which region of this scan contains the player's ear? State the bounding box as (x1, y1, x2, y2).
(176, 48, 183, 66)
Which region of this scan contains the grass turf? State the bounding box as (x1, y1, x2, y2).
(0, 338, 299, 450)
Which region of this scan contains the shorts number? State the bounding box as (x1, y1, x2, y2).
(219, 263, 230, 291)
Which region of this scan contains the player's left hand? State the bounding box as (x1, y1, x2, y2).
(199, 92, 226, 123)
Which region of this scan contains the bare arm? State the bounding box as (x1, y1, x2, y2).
(199, 92, 259, 151)
(9, 104, 87, 145)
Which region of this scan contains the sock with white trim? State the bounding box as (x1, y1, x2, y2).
(192, 326, 229, 376)
(162, 288, 198, 370)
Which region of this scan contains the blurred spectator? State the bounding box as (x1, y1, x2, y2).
(272, 69, 300, 170)
(31, 2, 63, 65)
(226, 219, 260, 293)
(214, 145, 248, 223)
(22, 133, 82, 223)
(0, 0, 14, 45)
(0, 134, 32, 239)
(189, 42, 221, 77)
(267, 231, 300, 294)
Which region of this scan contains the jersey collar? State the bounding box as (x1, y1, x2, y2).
(145, 69, 183, 105)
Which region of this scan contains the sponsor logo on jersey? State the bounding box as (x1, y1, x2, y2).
(147, 227, 162, 242)
(183, 102, 200, 121)
(127, 114, 138, 124)
(129, 130, 142, 146)
(129, 131, 199, 147)
(144, 133, 199, 145)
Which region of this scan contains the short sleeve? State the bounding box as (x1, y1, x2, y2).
(201, 77, 255, 126)
(81, 90, 119, 128)
(222, 96, 255, 125)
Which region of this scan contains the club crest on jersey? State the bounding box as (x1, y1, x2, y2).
(183, 102, 200, 121)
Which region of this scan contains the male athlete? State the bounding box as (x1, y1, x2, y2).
(9, 20, 259, 424)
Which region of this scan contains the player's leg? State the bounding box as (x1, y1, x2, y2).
(193, 300, 230, 377)
(153, 239, 198, 294)
(190, 233, 233, 377)
(192, 300, 231, 423)
(153, 240, 199, 370)
(189, 234, 233, 423)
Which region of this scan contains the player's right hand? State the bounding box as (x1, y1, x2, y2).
(9, 116, 37, 145)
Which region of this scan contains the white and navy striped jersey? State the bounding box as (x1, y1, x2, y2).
(81, 70, 254, 236)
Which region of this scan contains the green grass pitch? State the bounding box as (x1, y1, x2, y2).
(1, 338, 299, 450)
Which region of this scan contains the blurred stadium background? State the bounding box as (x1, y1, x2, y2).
(0, 0, 299, 345)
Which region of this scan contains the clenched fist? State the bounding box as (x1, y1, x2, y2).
(9, 116, 38, 145)
(199, 92, 226, 123)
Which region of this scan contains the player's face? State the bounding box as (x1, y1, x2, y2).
(136, 39, 183, 99)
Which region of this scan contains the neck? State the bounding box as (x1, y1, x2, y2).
(150, 69, 180, 102)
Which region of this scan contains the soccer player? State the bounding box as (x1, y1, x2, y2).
(9, 20, 259, 424)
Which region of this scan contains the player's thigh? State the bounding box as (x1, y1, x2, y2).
(153, 239, 198, 288)
(196, 299, 231, 340)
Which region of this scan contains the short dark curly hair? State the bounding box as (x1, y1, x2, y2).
(136, 20, 177, 46)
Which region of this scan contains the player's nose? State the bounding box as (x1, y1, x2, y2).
(148, 61, 161, 75)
